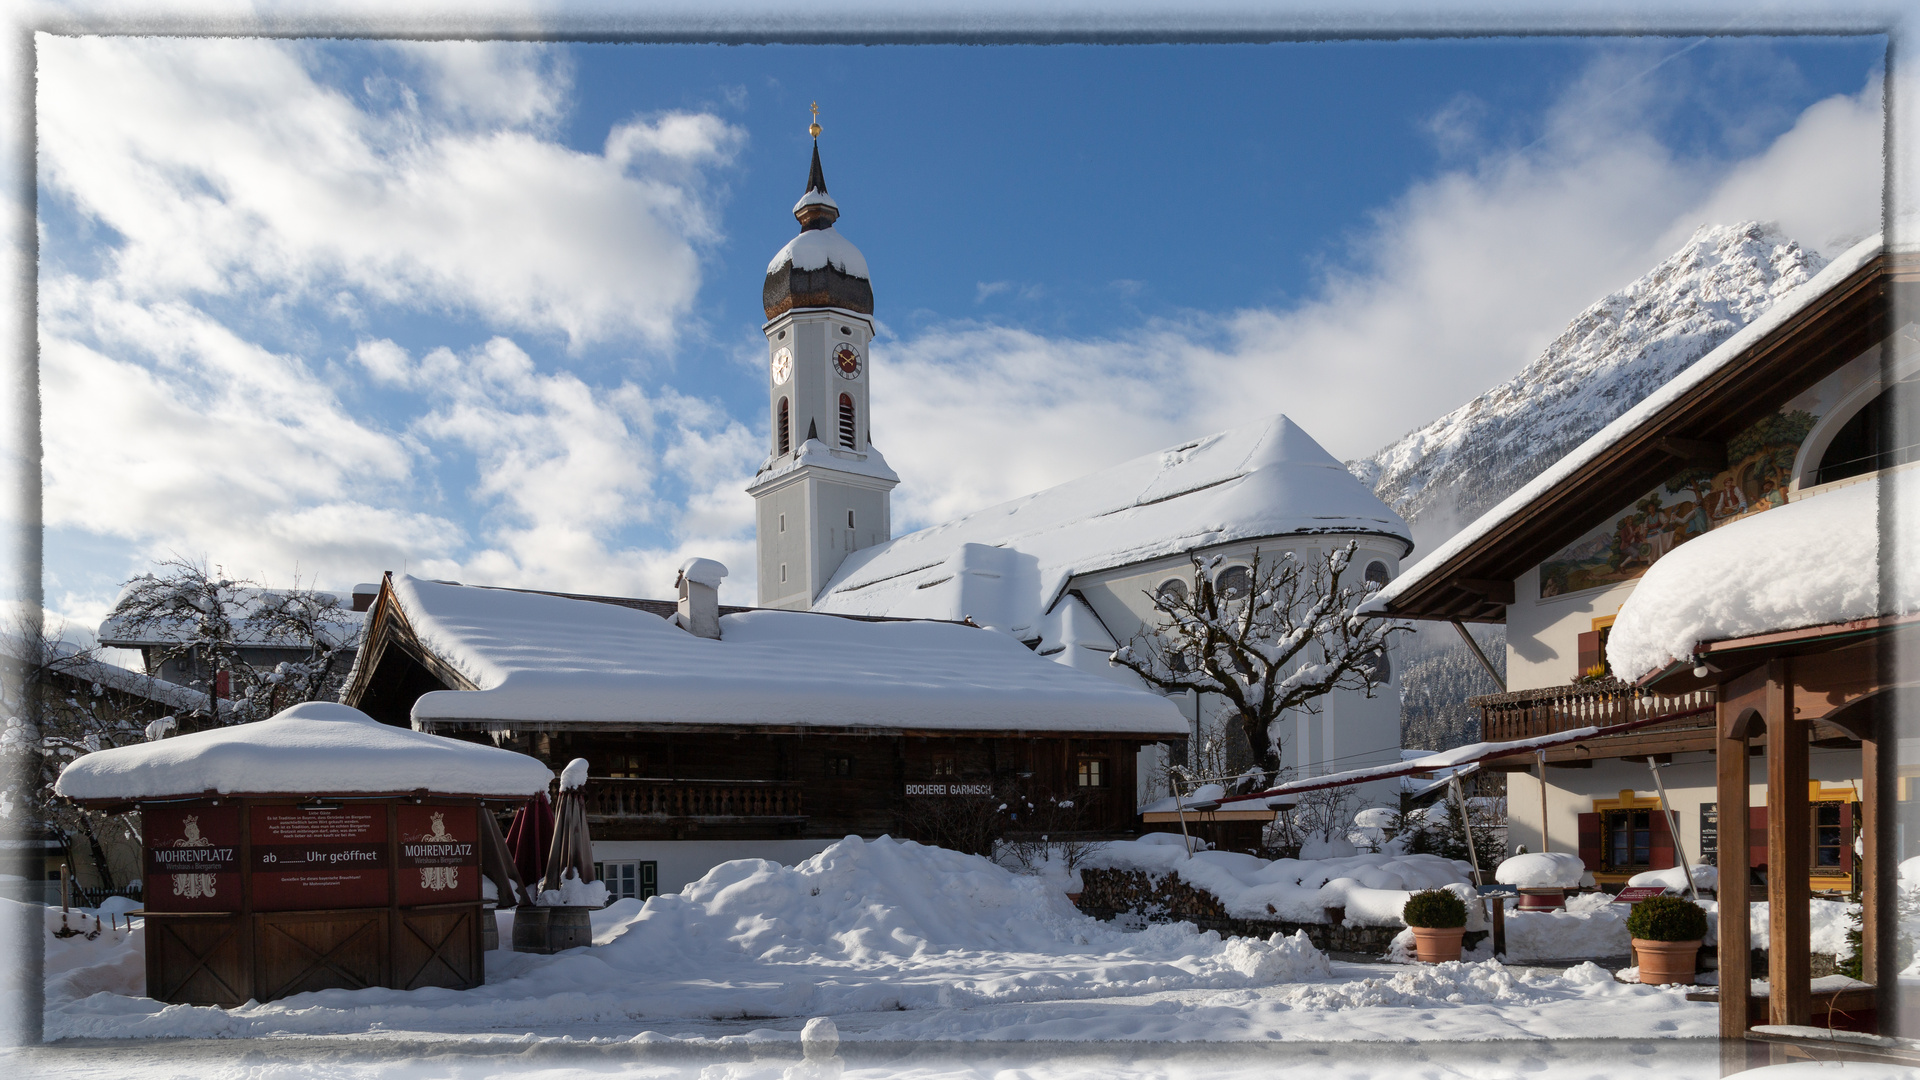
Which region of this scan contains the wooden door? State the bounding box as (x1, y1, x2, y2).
(252, 909, 389, 1001)
(145, 913, 248, 1007)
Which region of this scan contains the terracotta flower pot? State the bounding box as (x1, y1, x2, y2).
(1409, 925, 1465, 963)
(1633, 938, 1701, 985)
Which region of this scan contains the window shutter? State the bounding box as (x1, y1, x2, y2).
(1749, 807, 1769, 869)
(1577, 812, 1601, 872)
(1649, 808, 1676, 869)
(1841, 802, 1856, 874)
(1575, 631, 1602, 680)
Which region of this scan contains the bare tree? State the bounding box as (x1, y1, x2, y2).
(1110, 542, 1409, 784)
(104, 558, 360, 723)
(1, 617, 197, 889)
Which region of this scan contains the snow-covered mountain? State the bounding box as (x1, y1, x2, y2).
(1359, 222, 1828, 753)
(1352, 222, 1828, 541)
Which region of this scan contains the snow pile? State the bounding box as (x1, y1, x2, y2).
(767, 226, 869, 279)
(677, 558, 728, 588)
(1627, 864, 1718, 892)
(1607, 476, 1911, 680)
(53, 701, 554, 800)
(539, 868, 607, 908)
(558, 757, 590, 790)
(1494, 893, 1859, 963)
(1084, 838, 1475, 927)
(1500, 892, 1633, 962)
(47, 836, 1358, 1039)
(395, 577, 1186, 736)
(1495, 852, 1585, 889)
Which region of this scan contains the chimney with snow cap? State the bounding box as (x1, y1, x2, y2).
(675, 558, 728, 640)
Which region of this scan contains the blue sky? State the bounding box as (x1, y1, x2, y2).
(36, 35, 1885, 627)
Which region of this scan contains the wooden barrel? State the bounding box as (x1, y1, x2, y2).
(481, 906, 499, 952)
(546, 906, 593, 952)
(510, 906, 549, 953)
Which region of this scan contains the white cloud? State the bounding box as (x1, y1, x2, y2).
(1660, 76, 1885, 258)
(36, 38, 765, 614)
(872, 62, 1884, 530)
(36, 35, 744, 348)
(362, 336, 761, 598)
(39, 278, 461, 586)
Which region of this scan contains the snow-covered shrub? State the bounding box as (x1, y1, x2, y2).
(1402, 889, 1468, 929)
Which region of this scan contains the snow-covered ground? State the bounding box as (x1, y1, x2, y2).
(38, 836, 1714, 1047)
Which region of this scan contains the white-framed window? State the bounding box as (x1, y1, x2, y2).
(592, 860, 658, 902)
(1214, 565, 1252, 600)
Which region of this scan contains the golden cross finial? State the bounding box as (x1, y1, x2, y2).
(809, 102, 821, 140)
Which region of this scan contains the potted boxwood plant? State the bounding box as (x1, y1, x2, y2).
(1626, 894, 1708, 985)
(1402, 888, 1469, 963)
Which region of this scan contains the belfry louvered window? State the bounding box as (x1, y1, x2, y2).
(778, 397, 791, 454)
(838, 393, 856, 449)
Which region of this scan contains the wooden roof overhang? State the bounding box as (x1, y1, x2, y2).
(1377, 253, 1914, 625)
(1637, 614, 1920, 698)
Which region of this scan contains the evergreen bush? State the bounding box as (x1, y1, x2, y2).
(1625, 895, 1708, 942)
(1402, 888, 1468, 929)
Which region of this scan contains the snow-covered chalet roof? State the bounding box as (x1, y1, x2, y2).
(390, 576, 1187, 736)
(1606, 474, 1916, 682)
(54, 701, 553, 802)
(1, 634, 215, 715)
(1364, 233, 1885, 619)
(813, 414, 1412, 636)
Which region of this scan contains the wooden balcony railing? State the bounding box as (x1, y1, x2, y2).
(583, 778, 804, 820)
(1471, 678, 1716, 743)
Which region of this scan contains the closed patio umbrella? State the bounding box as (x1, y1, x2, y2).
(504, 790, 554, 906)
(541, 758, 596, 897)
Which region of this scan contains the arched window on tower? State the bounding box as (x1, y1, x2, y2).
(838, 393, 856, 449)
(777, 398, 791, 455)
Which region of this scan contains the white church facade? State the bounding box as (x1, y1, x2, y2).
(747, 134, 1416, 812)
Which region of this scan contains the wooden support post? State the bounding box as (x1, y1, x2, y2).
(1717, 690, 1753, 1039)
(1766, 658, 1811, 1028)
(1863, 707, 1895, 1034)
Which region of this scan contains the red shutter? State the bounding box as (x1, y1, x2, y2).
(1649, 808, 1676, 869)
(1575, 632, 1602, 680)
(1749, 807, 1769, 869)
(1577, 812, 1601, 872)
(214, 670, 231, 700)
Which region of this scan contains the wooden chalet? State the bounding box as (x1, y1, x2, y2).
(344, 572, 1189, 897)
(1367, 236, 1920, 1051)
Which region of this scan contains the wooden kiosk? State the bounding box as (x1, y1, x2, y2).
(56, 701, 552, 1007)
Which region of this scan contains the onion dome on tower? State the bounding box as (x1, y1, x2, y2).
(763, 108, 873, 320)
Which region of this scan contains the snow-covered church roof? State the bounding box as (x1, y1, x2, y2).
(389, 576, 1186, 736)
(812, 414, 1412, 637)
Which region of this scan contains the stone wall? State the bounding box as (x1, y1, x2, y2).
(1077, 866, 1479, 959)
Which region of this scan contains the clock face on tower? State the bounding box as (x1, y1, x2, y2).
(770, 346, 792, 384)
(833, 343, 862, 380)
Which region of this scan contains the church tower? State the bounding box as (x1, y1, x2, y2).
(748, 109, 898, 609)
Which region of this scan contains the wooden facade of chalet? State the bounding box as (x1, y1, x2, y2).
(343, 580, 1164, 846)
(1370, 247, 1920, 1051)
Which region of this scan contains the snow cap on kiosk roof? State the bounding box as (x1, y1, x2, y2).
(53, 700, 555, 803)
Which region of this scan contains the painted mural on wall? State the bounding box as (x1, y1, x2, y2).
(1539, 409, 1816, 599)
